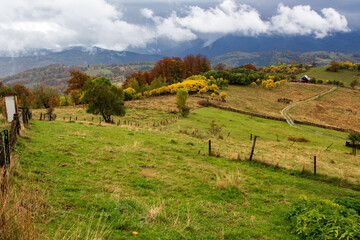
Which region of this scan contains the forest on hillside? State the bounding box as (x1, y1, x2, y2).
(0, 63, 154, 92)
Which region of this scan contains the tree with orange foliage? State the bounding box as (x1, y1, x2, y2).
(213, 63, 226, 71)
(122, 54, 211, 91)
(48, 94, 60, 108)
(327, 61, 340, 72)
(151, 56, 185, 84)
(65, 70, 92, 94)
(244, 63, 256, 71)
(12, 83, 34, 107)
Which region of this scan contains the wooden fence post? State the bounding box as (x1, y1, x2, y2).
(209, 140, 212, 156)
(0, 132, 4, 167)
(249, 136, 257, 161)
(250, 134, 252, 141)
(314, 155, 317, 176)
(40, 113, 42, 120)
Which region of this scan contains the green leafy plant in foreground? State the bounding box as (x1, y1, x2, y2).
(287, 195, 360, 240)
(176, 88, 190, 117)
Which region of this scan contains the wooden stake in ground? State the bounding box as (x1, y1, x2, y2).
(249, 136, 257, 161)
(314, 155, 317, 176)
(209, 140, 212, 156)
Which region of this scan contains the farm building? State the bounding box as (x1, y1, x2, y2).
(300, 75, 310, 83)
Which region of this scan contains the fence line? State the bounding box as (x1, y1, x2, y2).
(37, 113, 181, 128)
(1, 109, 31, 196)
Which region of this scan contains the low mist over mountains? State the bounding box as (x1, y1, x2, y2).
(160, 32, 360, 58)
(0, 32, 360, 78)
(0, 47, 162, 78)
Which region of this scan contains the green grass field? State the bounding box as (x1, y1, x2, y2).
(297, 67, 360, 87)
(85, 68, 113, 76)
(11, 106, 360, 239)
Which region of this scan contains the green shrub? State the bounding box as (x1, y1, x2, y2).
(317, 79, 324, 84)
(334, 197, 360, 215)
(287, 195, 360, 240)
(176, 88, 190, 117)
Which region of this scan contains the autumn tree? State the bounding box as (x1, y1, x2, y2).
(327, 61, 340, 72)
(244, 63, 256, 71)
(65, 70, 92, 94)
(11, 83, 34, 107)
(69, 90, 81, 105)
(152, 57, 185, 84)
(122, 54, 211, 91)
(48, 94, 60, 108)
(183, 54, 211, 78)
(213, 63, 226, 71)
(82, 78, 125, 123)
(33, 85, 59, 108)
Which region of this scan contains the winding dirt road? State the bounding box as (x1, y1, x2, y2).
(280, 86, 347, 140)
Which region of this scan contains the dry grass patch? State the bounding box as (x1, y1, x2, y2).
(222, 83, 331, 118)
(125, 95, 204, 112)
(0, 168, 47, 240)
(289, 88, 360, 132)
(215, 170, 244, 190)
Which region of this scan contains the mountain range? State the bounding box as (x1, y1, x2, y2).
(0, 32, 360, 78)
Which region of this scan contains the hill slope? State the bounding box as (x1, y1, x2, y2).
(16, 107, 360, 238)
(0, 63, 154, 92)
(0, 47, 162, 78)
(212, 51, 360, 68)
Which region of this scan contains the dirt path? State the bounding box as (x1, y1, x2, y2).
(280, 87, 347, 140)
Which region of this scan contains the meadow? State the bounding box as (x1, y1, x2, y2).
(297, 67, 360, 87)
(9, 105, 360, 239)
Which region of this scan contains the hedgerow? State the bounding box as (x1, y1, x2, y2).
(261, 63, 307, 74)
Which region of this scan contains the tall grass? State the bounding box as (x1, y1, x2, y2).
(0, 165, 45, 240)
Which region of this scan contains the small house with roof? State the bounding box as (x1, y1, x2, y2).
(300, 75, 310, 83)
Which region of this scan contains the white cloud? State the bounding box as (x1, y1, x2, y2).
(144, 0, 350, 40)
(141, 9, 197, 42)
(270, 4, 349, 38)
(0, 0, 351, 53)
(0, 0, 155, 52)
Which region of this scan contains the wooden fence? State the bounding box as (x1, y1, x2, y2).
(1, 109, 31, 196)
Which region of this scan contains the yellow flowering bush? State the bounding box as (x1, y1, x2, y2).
(219, 92, 227, 101)
(123, 87, 136, 100)
(261, 63, 307, 74)
(132, 75, 221, 99)
(261, 79, 287, 89)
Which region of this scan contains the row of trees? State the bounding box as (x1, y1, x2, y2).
(122, 54, 211, 92)
(0, 83, 60, 109)
(327, 61, 360, 72)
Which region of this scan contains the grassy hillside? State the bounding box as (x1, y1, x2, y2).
(217, 82, 360, 132)
(297, 67, 360, 87)
(212, 51, 360, 69)
(13, 106, 360, 239)
(289, 87, 360, 132)
(223, 82, 332, 117)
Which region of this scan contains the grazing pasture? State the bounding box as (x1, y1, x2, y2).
(11, 106, 360, 239)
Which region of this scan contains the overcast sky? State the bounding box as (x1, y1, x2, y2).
(0, 0, 358, 53)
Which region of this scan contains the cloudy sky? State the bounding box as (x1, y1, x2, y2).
(0, 0, 358, 53)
